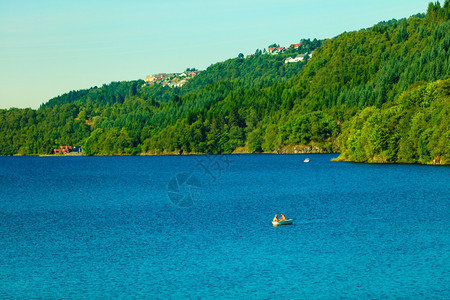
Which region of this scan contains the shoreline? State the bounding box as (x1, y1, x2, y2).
(4, 152, 448, 166)
(38, 153, 83, 157)
(331, 155, 449, 166)
(5, 145, 449, 166)
(34, 152, 334, 157)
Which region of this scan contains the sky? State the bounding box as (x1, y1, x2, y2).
(0, 0, 430, 109)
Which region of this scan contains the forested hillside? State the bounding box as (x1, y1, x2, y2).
(0, 1, 448, 164)
(336, 79, 449, 164)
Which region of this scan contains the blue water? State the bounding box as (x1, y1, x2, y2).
(0, 154, 449, 298)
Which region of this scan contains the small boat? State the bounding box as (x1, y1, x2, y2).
(304, 158, 310, 163)
(272, 219, 294, 226)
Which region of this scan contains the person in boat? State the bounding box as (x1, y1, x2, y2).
(273, 214, 278, 222)
(280, 214, 286, 221)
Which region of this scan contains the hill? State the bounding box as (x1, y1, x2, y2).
(336, 79, 449, 164)
(0, 1, 448, 164)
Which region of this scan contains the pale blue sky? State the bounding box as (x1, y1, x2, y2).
(0, 0, 429, 109)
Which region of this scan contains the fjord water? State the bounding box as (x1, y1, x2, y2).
(0, 154, 448, 298)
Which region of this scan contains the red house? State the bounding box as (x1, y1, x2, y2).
(53, 146, 72, 155)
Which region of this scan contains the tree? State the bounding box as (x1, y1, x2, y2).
(77, 109, 87, 121)
(247, 129, 262, 153)
(262, 124, 278, 152)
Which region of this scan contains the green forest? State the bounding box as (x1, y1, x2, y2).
(0, 1, 449, 165)
(336, 79, 449, 164)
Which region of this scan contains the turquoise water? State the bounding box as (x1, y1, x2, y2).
(0, 154, 449, 298)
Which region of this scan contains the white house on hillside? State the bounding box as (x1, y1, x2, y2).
(284, 52, 314, 64)
(285, 54, 305, 64)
